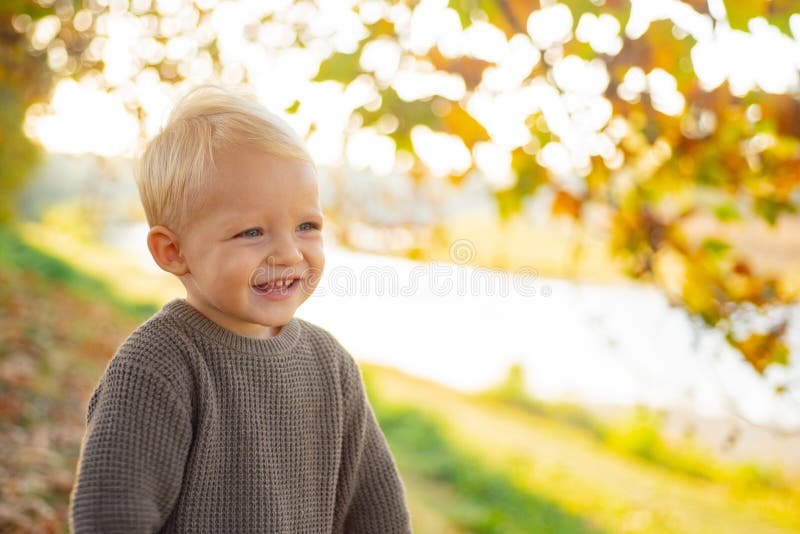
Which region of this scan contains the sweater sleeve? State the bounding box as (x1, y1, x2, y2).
(335, 351, 412, 533)
(69, 359, 193, 534)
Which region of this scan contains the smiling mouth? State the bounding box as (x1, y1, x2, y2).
(252, 278, 300, 293)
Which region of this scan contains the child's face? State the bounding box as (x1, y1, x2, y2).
(176, 149, 324, 338)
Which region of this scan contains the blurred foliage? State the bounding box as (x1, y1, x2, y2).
(0, 1, 54, 222)
(7, 0, 800, 382)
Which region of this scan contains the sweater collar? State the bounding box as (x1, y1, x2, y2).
(162, 298, 302, 355)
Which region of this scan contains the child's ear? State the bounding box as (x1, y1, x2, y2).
(147, 225, 189, 276)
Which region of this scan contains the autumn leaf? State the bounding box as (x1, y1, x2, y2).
(551, 189, 583, 219)
(726, 322, 790, 374)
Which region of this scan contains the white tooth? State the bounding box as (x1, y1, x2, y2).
(258, 279, 294, 290)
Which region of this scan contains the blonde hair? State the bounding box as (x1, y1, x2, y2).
(135, 83, 314, 234)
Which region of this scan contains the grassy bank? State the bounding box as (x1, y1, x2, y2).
(0, 224, 157, 320)
(365, 364, 800, 534)
(0, 225, 149, 533)
(478, 364, 792, 492)
(367, 390, 605, 533)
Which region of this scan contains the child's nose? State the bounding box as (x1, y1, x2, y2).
(266, 233, 303, 267)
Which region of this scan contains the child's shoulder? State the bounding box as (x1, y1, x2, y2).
(88, 303, 195, 421)
(105, 303, 193, 382)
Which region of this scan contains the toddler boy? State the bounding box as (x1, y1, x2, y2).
(68, 84, 412, 533)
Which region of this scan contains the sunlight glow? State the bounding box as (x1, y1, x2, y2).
(576, 13, 623, 56)
(473, 141, 514, 191)
(411, 125, 471, 177)
(692, 21, 800, 95)
(23, 0, 800, 191)
(102, 12, 142, 87)
(346, 127, 396, 176)
(552, 55, 609, 96)
(463, 21, 508, 63)
(133, 69, 173, 139)
(527, 3, 573, 50)
(627, 0, 713, 41)
(360, 38, 402, 83)
(480, 34, 540, 92)
(617, 66, 647, 102)
(466, 86, 538, 150)
(647, 68, 685, 116)
(538, 141, 573, 177)
(405, 0, 462, 56)
(304, 81, 348, 165)
(31, 15, 60, 50)
(25, 78, 138, 157)
(393, 59, 466, 101)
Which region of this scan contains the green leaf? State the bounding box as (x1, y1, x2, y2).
(447, 0, 474, 28)
(314, 52, 361, 83)
(361, 87, 442, 152)
(494, 148, 544, 220)
(713, 203, 741, 221)
(754, 196, 797, 225)
(285, 99, 300, 113)
(700, 238, 731, 257)
(725, 0, 795, 37)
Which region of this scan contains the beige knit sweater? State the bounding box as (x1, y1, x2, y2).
(69, 298, 412, 533)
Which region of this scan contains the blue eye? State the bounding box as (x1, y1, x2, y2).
(238, 228, 262, 238)
(299, 222, 321, 232)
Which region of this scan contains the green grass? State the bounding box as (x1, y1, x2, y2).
(366, 381, 606, 534)
(479, 363, 791, 492)
(0, 223, 156, 320)
(0, 226, 153, 533)
(366, 364, 800, 534)
(602, 407, 788, 490)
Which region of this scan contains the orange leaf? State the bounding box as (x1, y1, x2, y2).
(551, 190, 582, 219)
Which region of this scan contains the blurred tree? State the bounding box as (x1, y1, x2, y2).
(9, 0, 800, 396)
(0, 1, 55, 222)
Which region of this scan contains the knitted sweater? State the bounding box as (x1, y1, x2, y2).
(69, 298, 412, 533)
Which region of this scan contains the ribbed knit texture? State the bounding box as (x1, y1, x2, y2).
(69, 298, 412, 533)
